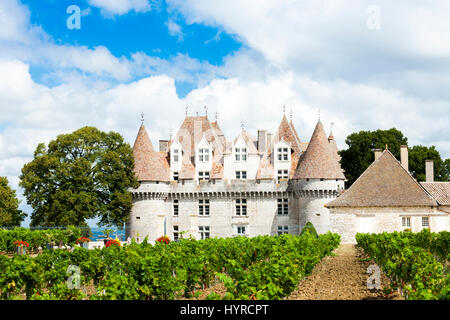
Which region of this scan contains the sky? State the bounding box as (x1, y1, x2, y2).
(0, 0, 449, 227)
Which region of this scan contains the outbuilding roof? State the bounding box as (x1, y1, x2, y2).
(326, 149, 438, 208)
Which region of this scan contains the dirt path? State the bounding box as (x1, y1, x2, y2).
(287, 244, 403, 300)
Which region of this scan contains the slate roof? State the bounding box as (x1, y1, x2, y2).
(420, 182, 450, 206)
(292, 120, 345, 180)
(326, 149, 438, 208)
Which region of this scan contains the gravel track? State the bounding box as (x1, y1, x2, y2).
(287, 244, 403, 300)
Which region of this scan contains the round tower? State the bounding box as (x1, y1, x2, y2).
(126, 123, 170, 242)
(291, 120, 345, 234)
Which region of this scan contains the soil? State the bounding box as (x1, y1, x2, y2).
(287, 244, 403, 300)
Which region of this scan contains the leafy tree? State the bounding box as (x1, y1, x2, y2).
(300, 222, 318, 238)
(0, 177, 26, 226)
(443, 159, 450, 181)
(19, 127, 139, 228)
(338, 128, 408, 187)
(409, 145, 449, 181)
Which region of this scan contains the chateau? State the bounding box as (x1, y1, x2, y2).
(126, 113, 345, 242)
(126, 112, 449, 243)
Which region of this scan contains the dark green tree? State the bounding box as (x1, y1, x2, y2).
(409, 145, 449, 181)
(19, 127, 139, 228)
(338, 128, 408, 187)
(0, 176, 26, 226)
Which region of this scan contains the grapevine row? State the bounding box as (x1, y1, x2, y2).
(0, 232, 340, 300)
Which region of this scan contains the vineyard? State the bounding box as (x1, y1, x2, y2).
(0, 232, 340, 300)
(356, 229, 449, 300)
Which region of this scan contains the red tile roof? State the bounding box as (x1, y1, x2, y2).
(132, 124, 170, 182)
(420, 182, 450, 205)
(293, 120, 345, 180)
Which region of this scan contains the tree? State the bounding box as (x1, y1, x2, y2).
(338, 128, 408, 187)
(409, 145, 449, 181)
(19, 127, 139, 228)
(0, 176, 26, 227)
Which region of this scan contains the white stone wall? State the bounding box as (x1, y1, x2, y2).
(329, 206, 450, 243)
(126, 178, 344, 242)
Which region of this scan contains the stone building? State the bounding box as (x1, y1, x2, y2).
(126, 113, 345, 242)
(326, 148, 450, 243)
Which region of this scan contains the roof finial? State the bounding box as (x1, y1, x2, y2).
(169, 128, 173, 141)
(283, 105, 286, 114)
(140, 112, 145, 124)
(330, 122, 334, 134)
(185, 105, 189, 118)
(204, 105, 208, 116)
(385, 144, 388, 150)
(318, 108, 321, 120)
(241, 120, 245, 131)
(215, 111, 218, 122)
(290, 108, 293, 121)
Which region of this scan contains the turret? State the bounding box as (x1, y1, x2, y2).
(291, 120, 345, 234)
(126, 123, 170, 242)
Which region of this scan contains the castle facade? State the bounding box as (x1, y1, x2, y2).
(126, 113, 346, 242)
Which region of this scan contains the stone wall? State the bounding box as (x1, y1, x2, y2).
(329, 206, 449, 243)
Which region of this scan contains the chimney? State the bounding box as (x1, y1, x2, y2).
(159, 140, 169, 152)
(258, 130, 267, 153)
(267, 133, 273, 147)
(400, 145, 409, 172)
(374, 149, 382, 161)
(425, 159, 434, 182)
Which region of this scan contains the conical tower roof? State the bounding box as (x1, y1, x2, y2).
(133, 124, 170, 182)
(292, 120, 345, 180)
(326, 150, 438, 207)
(328, 131, 341, 163)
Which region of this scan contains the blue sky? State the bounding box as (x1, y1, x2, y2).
(0, 0, 449, 228)
(24, 0, 241, 97)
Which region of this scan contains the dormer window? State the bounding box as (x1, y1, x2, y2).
(277, 148, 289, 161)
(173, 149, 179, 163)
(198, 148, 209, 162)
(235, 148, 247, 161)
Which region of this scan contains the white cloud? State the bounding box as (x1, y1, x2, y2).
(87, 0, 160, 16)
(166, 19, 184, 41)
(1, 0, 450, 227)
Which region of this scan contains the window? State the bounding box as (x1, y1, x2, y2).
(402, 217, 411, 228)
(277, 170, 289, 182)
(235, 171, 247, 180)
(198, 171, 210, 181)
(422, 217, 429, 227)
(277, 198, 289, 215)
(173, 200, 179, 216)
(277, 148, 289, 161)
(235, 199, 247, 216)
(173, 149, 179, 163)
(199, 199, 210, 216)
(237, 226, 246, 236)
(173, 226, 179, 241)
(235, 148, 247, 161)
(199, 226, 210, 239)
(277, 226, 289, 235)
(198, 148, 209, 162)
(173, 172, 179, 181)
